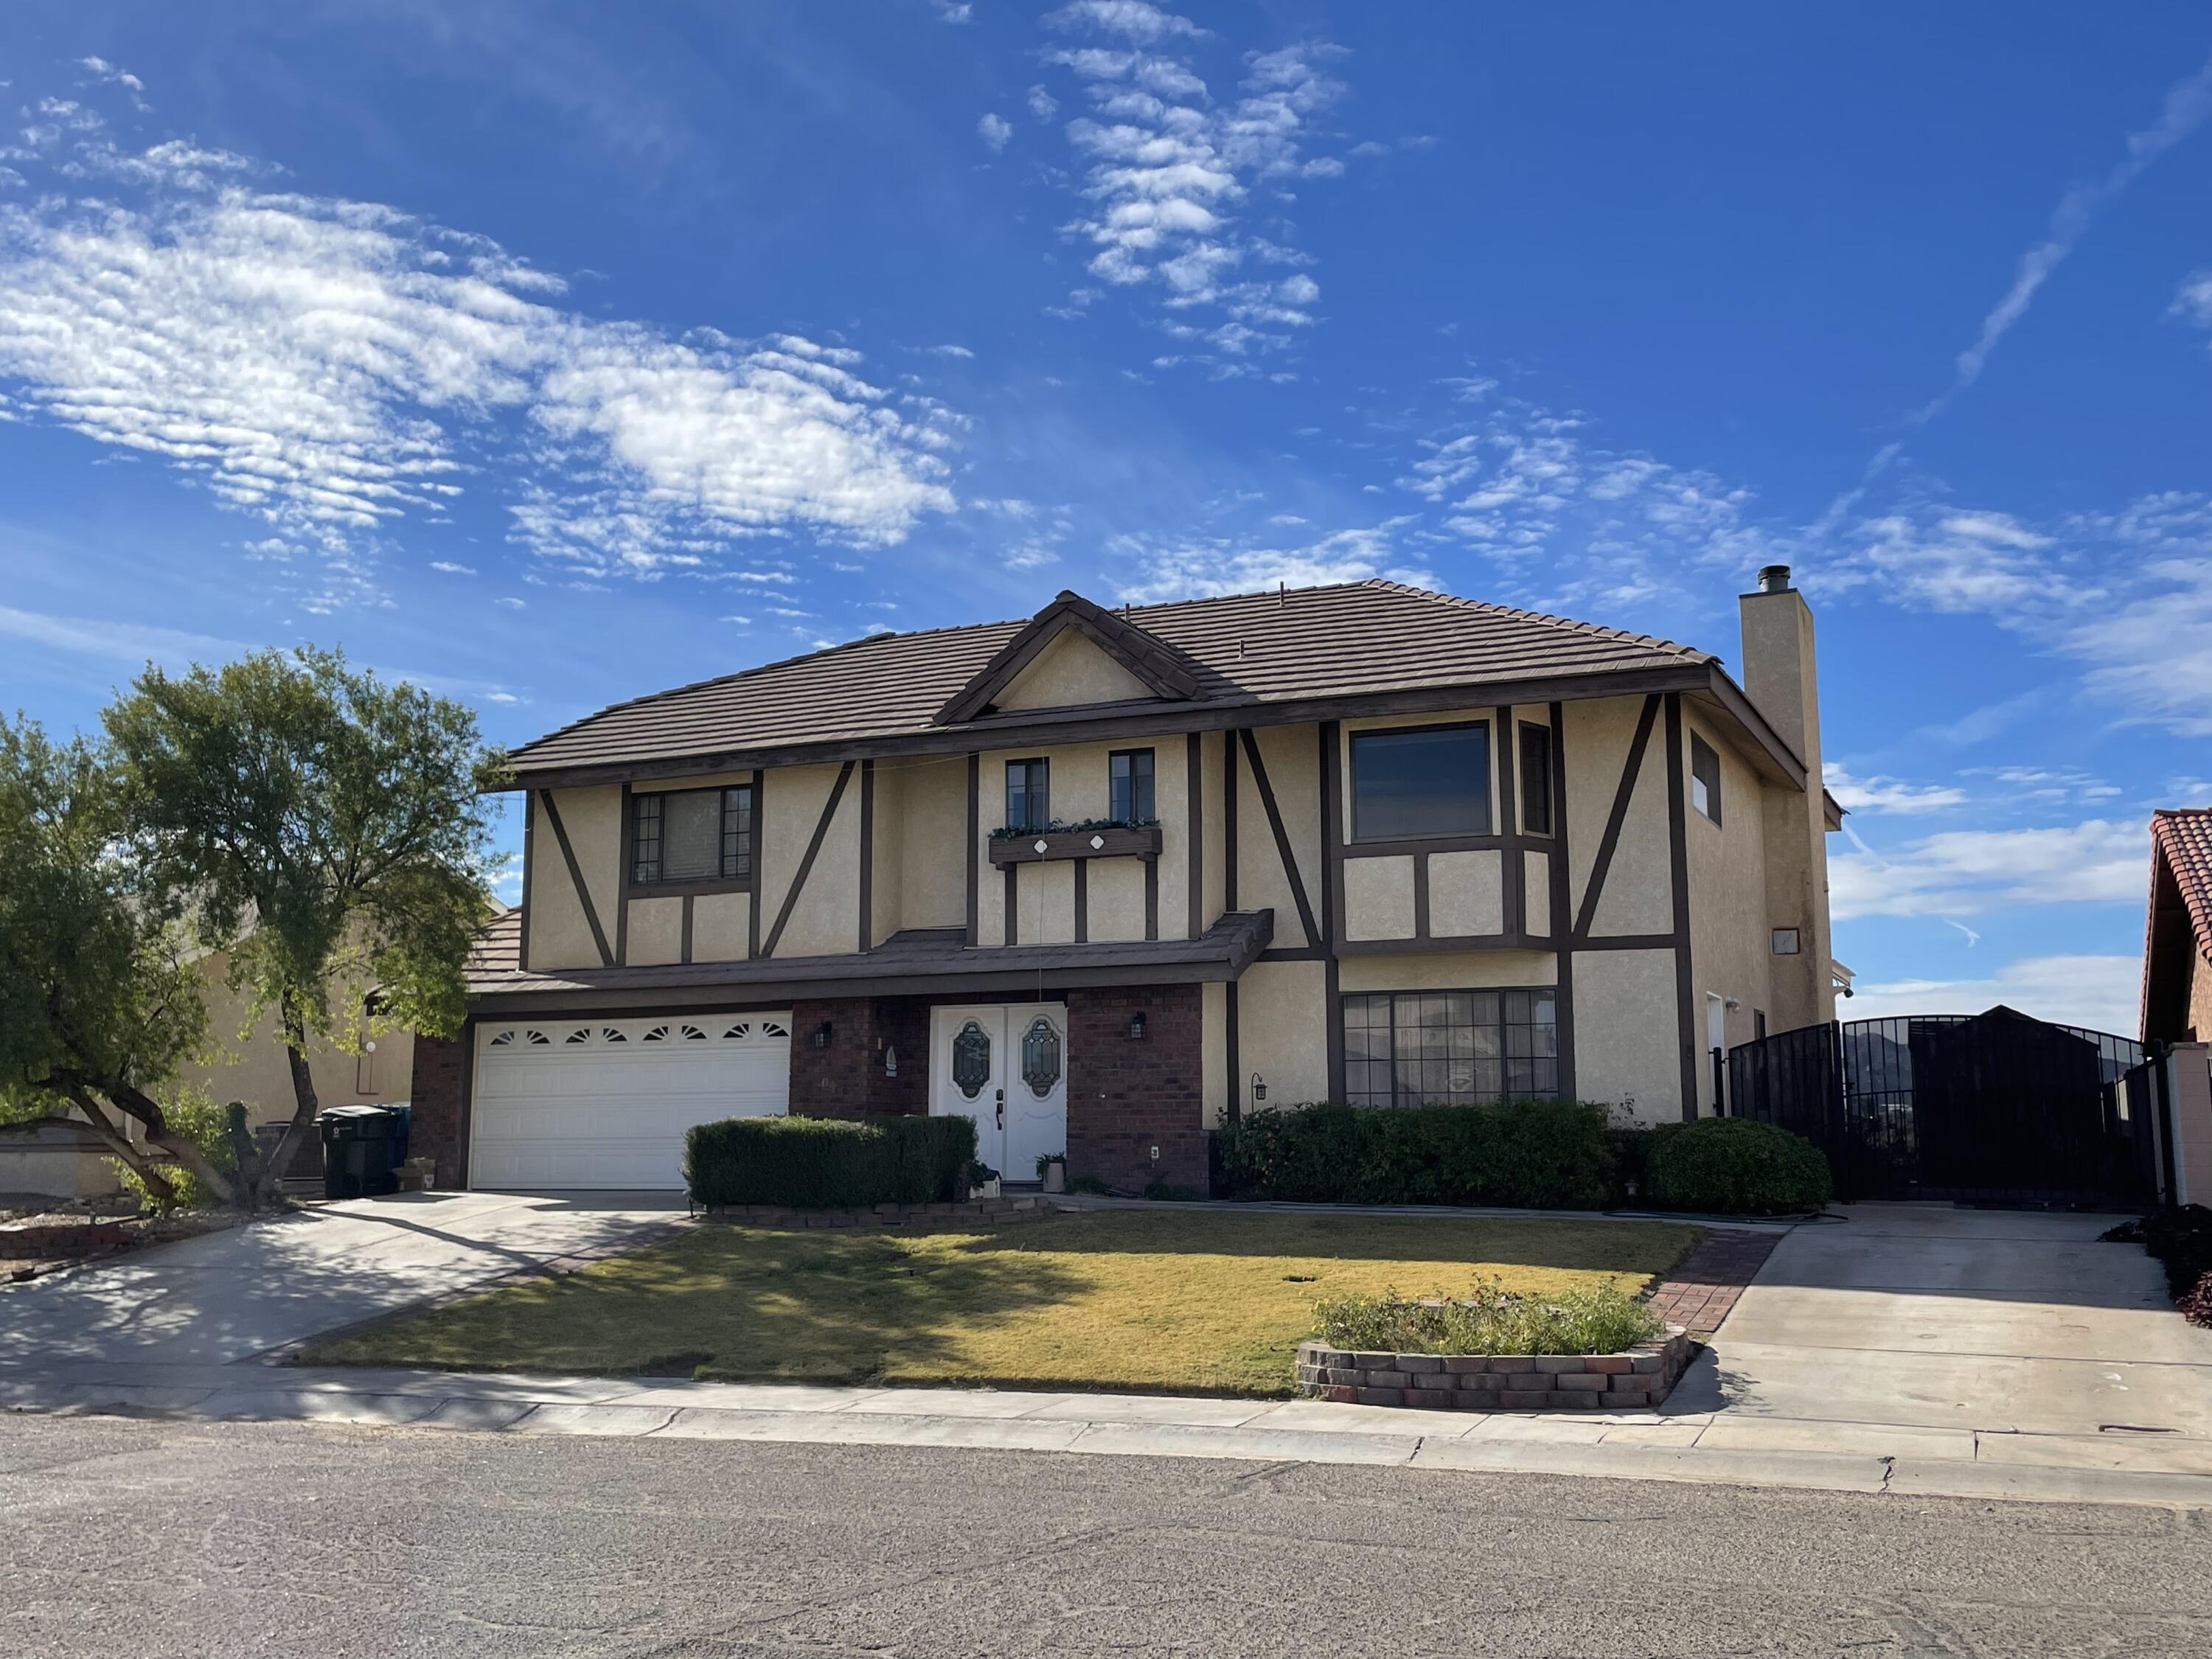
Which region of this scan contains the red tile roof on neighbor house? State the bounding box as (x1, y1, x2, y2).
(507, 580, 1717, 781)
(2142, 808, 2212, 1040)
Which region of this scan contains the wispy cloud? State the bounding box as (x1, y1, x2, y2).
(977, 111, 1013, 152)
(1041, 7, 1349, 366)
(1108, 523, 1433, 603)
(0, 604, 243, 667)
(0, 88, 957, 609)
(1821, 764, 1968, 815)
(1920, 49, 2212, 418)
(1829, 818, 2146, 920)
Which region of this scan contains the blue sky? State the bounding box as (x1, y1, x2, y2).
(1, 3, 2208, 1036)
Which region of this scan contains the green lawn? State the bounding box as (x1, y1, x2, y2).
(299, 1208, 1701, 1397)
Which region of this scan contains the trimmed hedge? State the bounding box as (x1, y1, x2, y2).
(684, 1113, 977, 1210)
(1214, 1100, 1620, 1210)
(1642, 1117, 1832, 1215)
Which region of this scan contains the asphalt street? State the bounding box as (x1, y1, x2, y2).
(5, 1413, 2209, 1658)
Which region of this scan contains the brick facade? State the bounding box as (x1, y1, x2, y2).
(408, 1030, 471, 1188)
(788, 997, 929, 1119)
(1065, 984, 1206, 1194)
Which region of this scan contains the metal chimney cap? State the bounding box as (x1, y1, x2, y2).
(1756, 563, 1792, 594)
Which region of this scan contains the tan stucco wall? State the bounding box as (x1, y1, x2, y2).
(691, 891, 751, 962)
(1088, 857, 1149, 943)
(1234, 723, 1321, 950)
(1197, 731, 1225, 934)
(1339, 949, 1558, 994)
(1343, 854, 1416, 940)
(886, 754, 967, 936)
(1526, 849, 1553, 939)
(1202, 980, 1228, 1128)
(992, 627, 1156, 711)
(183, 950, 415, 1125)
(1006, 858, 1077, 945)
(759, 762, 860, 959)
(1684, 710, 1775, 1107)
(1739, 588, 1835, 1030)
(1564, 699, 1674, 938)
(1236, 958, 1329, 1108)
(1573, 948, 1683, 1124)
(625, 896, 684, 967)
(524, 784, 622, 972)
(1428, 849, 1505, 936)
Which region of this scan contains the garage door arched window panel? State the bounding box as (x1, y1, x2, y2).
(953, 1019, 992, 1099)
(525, 1030, 550, 1046)
(723, 1023, 751, 1040)
(489, 1030, 516, 1048)
(760, 1020, 789, 1039)
(680, 1024, 706, 1041)
(1020, 1017, 1062, 1099)
(563, 1029, 591, 1044)
(602, 1028, 628, 1043)
(642, 1025, 670, 1043)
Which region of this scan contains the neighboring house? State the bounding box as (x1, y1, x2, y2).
(2143, 808, 2212, 1041)
(411, 571, 1844, 1194)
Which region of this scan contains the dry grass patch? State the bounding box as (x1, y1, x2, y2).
(299, 1208, 1700, 1397)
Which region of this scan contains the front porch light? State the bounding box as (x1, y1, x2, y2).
(1250, 1072, 1267, 1104)
(812, 1020, 834, 1049)
(1127, 1011, 1147, 1040)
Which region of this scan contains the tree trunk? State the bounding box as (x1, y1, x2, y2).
(255, 991, 323, 1207)
(57, 1091, 180, 1207)
(85, 1085, 240, 1208)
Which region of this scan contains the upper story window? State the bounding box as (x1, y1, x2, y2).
(1109, 748, 1155, 823)
(1005, 757, 1049, 832)
(1349, 723, 1491, 841)
(1690, 734, 1722, 826)
(632, 785, 751, 886)
(1517, 720, 1554, 837)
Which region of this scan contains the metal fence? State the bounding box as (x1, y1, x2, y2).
(1726, 1009, 2157, 1206)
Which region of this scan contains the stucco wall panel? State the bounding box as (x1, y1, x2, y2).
(526, 785, 622, 972)
(1684, 713, 1775, 1108)
(1236, 959, 1329, 1107)
(1338, 949, 1557, 995)
(1525, 849, 1553, 941)
(1428, 849, 1505, 937)
(1087, 856, 1149, 943)
(1235, 724, 1321, 950)
(993, 629, 1155, 711)
(690, 891, 751, 963)
(625, 896, 684, 967)
(886, 754, 966, 936)
(1343, 855, 1416, 940)
(761, 762, 860, 959)
(1202, 980, 1228, 1128)
(1008, 858, 1078, 945)
(1573, 948, 1684, 1124)
(1562, 698, 1674, 939)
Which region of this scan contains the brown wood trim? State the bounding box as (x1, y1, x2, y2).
(858, 758, 874, 954)
(536, 790, 613, 967)
(623, 874, 755, 901)
(1321, 720, 1345, 1102)
(761, 760, 855, 959)
(1576, 933, 1682, 953)
(509, 664, 1717, 793)
(1004, 864, 1018, 946)
(1703, 663, 1806, 788)
(518, 795, 536, 975)
(933, 596, 1205, 725)
(1073, 856, 1088, 945)
(987, 824, 1162, 866)
(1225, 978, 1240, 1127)
(1223, 728, 1239, 911)
(964, 752, 980, 948)
(1549, 700, 1576, 1102)
(1342, 832, 1505, 858)
(1258, 945, 1329, 963)
(1665, 692, 1699, 1122)
(1495, 707, 1523, 937)
(614, 784, 631, 966)
(1571, 693, 1661, 942)
(1144, 856, 1158, 942)
(1237, 728, 1321, 950)
(747, 768, 764, 959)
(1411, 852, 1430, 941)
(1332, 932, 1556, 957)
(1185, 732, 1203, 941)
(680, 894, 695, 965)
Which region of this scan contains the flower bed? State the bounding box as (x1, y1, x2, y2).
(1295, 1328, 1694, 1411)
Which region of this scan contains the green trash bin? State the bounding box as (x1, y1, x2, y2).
(319, 1104, 407, 1200)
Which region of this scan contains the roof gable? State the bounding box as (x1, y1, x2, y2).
(934, 591, 1208, 724)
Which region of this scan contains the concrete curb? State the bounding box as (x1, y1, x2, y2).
(6, 1365, 2210, 1510)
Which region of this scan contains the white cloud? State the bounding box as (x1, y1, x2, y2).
(1829, 818, 2146, 921)
(428, 560, 476, 574)
(1924, 50, 2212, 415)
(917, 343, 975, 358)
(494, 596, 525, 608)
(1028, 85, 1059, 121)
(1110, 524, 1434, 603)
(1044, 2, 1206, 44)
(2174, 270, 2212, 337)
(1844, 954, 2141, 1037)
(931, 1, 973, 21)
(1822, 764, 1968, 815)
(977, 112, 1013, 152)
(0, 114, 956, 608)
(0, 604, 241, 666)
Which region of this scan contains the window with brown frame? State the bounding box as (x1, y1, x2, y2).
(1349, 722, 1491, 840)
(632, 785, 752, 886)
(1518, 720, 1554, 836)
(1690, 734, 1722, 826)
(1340, 989, 1558, 1107)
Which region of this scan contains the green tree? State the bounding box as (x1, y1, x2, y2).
(106, 648, 507, 1208)
(0, 717, 234, 1206)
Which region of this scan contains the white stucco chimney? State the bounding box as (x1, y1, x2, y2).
(1738, 565, 1836, 1027)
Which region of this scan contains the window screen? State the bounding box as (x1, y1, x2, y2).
(632, 787, 751, 884)
(1518, 720, 1554, 836)
(1109, 748, 1155, 823)
(1691, 734, 1722, 825)
(1349, 724, 1491, 840)
(1005, 758, 1049, 832)
(1340, 989, 1558, 1107)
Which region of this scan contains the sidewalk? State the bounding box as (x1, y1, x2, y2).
(7, 1354, 2211, 1509)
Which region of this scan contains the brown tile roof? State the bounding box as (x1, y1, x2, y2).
(508, 580, 1713, 779)
(462, 905, 1276, 1005)
(2152, 809, 2212, 951)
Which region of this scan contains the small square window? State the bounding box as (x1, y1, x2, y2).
(1108, 748, 1155, 823)
(1772, 928, 1801, 956)
(1690, 734, 1722, 826)
(1006, 758, 1049, 832)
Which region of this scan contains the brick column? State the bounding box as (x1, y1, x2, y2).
(408, 1030, 470, 1189)
(1065, 984, 1206, 1194)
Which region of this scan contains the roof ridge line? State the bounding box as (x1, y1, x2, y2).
(1356, 578, 1713, 662)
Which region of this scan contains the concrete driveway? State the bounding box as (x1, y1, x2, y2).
(1692, 1203, 2212, 1453)
(0, 1191, 685, 1368)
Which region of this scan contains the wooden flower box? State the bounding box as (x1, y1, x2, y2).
(987, 824, 1163, 867)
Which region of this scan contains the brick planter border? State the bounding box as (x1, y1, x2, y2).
(1295, 1328, 1694, 1411)
(700, 1195, 1057, 1231)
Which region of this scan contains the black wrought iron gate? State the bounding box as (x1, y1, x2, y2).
(1725, 1009, 2159, 1206)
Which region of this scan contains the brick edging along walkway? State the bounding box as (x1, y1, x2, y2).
(1645, 1228, 1781, 1336)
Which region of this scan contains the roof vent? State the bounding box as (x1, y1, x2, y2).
(1756, 564, 1792, 594)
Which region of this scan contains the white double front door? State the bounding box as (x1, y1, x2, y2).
(930, 1003, 1068, 1183)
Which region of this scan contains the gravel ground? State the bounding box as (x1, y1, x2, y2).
(4, 1412, 2209, 1658)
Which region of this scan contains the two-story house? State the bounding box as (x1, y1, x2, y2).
(408, 570, 1842, 1193)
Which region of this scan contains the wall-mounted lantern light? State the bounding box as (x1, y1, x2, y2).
(1127, 1011, 1148, 1040)
(812, 1020, 834, 1050)
(883, 1044, 898, 1077)
(1250, 1073, 1267, 1105)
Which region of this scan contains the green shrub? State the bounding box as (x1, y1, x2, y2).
(1313, 1276, 1663, 1356)
(1643, 1118, 1831, 1214)
(110, 1088, 237, 1212)
(1214, 1099, 1619, 1209)
(684, 1113, 976, 1210)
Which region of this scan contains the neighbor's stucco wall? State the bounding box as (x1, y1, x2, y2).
(992, 627, 1158, 711)
(1573, 947, 1683, 1124)
(524, 785, 622, 973)
(184, 948, 415, 1124)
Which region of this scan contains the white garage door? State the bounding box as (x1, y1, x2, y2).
(471, 1014, 792, 1189)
